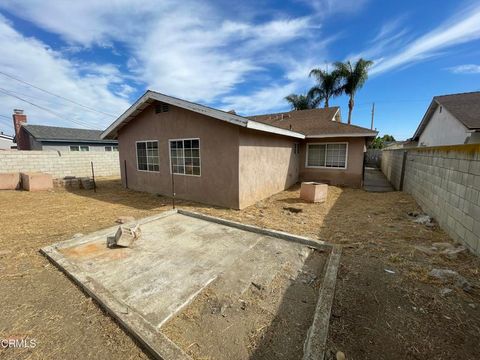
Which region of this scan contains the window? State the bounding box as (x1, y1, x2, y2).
(105, 146, 119, 152)
(169, 139, 200, 176)
(70, 145, 89, 151)
(136, 141, 159, 172)
(293, 143, 300, 155)
(306, 143, 347, 169)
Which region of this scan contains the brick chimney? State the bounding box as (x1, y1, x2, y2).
(12, 109, 30, 150)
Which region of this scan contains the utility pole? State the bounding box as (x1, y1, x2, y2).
(370, 102, 375, 130)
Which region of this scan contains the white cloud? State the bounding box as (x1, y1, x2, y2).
(0, 15, 131, 132)
(0, 1, 318, 104)
(370, 3, 480, 75)
(448, 64, 480, 74)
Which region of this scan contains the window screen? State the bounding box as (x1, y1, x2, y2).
(136, 141, 159, 171)
(170, 139, 200, 176)
(307, 143, 347, 168)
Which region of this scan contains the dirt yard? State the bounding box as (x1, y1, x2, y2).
(0, 178, 479, 359)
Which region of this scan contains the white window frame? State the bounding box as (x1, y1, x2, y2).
(168, 138, 201, 177)
(105, 145, 118, 152)
(305, 142, 348, 170)
(136, 140, 160, 172)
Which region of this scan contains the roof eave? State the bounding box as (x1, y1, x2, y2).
(101, 90, 304, 140)
(412, 99, 439, 140)
(306, 132, 377, 138)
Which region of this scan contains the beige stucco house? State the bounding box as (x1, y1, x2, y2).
(102, 91, 377, 209)
(412, 91, 480, 146)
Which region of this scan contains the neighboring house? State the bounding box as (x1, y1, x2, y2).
(412, 91, 480, 146)
(12, 109, 118, 151)
(101, 90, 377, 209)
(0, 132, 15, 150)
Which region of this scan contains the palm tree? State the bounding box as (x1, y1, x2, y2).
(308, 68, 343, 108)
(284, 93, 320, 111)
(334, 58, 373, 124)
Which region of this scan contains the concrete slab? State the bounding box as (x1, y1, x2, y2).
(363, 167, 394, 192)
(41, 210, 340, 360)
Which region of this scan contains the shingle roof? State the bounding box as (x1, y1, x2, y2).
(248, 107, 377, 137)
(412, 91, 480, 140)
(434, 92, 480, 129)
(23, 125, 117, 143)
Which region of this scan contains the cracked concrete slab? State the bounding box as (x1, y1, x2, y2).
(41, 210, 340, 360)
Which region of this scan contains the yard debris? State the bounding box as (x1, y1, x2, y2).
(251, 282, 265, 291)
(414, 243, 467, 259)
(384, 269, 395, 274)
(283, 206, 303, 214)
(469, 303, 477, 309)
(115, 216, 136, 224)
(73, 233, 84, 238)
(408, 211, 436, 227)
(336, 351, 346, 360)
(429, 269, 472, 293)
(440, 288, 453, 297)
(108, 224, 142, 248)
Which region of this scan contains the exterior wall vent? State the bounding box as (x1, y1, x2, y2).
(155, 103, 170, 114)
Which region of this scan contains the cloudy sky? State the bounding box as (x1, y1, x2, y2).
(0, 0, 480, 139)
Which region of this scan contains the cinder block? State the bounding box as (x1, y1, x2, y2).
(0, 173, 20, 190)
(300, 182, 328, 203)
(21, 172, 53, 191)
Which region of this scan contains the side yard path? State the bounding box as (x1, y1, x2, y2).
(0, 178, 479, 359)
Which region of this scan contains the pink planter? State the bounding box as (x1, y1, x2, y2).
(300, 182, 328, 203)
(0, 173, 20, 190)
(21, 172, 53, 191)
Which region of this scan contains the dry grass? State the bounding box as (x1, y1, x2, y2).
(0, 177, 479, 360)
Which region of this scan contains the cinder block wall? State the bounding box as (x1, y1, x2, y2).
(381, 145, 480, 254)
(0, 150, 120, 178)
(380, 149, 405, 190)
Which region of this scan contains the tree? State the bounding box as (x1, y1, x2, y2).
(284, 93, 320, 111)
(369, 134, 396, 149)
(308, 68, 343, 108)
(334, 58, 373, 124)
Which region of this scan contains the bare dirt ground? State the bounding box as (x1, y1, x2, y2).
(1, 178, 479, 359)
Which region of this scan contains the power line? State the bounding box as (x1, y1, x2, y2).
(0, 87, 107, 129)
(0, 70, 117, 118)
(0, 114, 11, 120)
(0, 87, 100, 129)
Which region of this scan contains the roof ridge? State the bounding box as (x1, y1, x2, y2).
(249, 107, 339, 118)
(434, 90, 480, 98)
(24, 124, 102, 131)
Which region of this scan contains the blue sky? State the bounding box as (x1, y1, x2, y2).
(0, 0, 480, 140)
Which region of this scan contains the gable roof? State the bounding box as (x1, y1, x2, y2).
(101, 90, 305, 140)
(23, 124, 117, 143)
(249, 108, 377, 138)
(413, 91, 480, 140)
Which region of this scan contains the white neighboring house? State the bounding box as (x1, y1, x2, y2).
(0, 132, 15, 150)
(412, 91, 480, 146)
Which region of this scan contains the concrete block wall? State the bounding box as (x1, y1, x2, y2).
(380, 149, 405, 190)
(403, 146, 480, 254)
(0, 150, 120, 178)
(382, 145, 480, 255)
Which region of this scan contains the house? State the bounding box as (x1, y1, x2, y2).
(12, 109, 118, 151)
(101, 90, 377, 209)
(0, 132, 15, 150)
(412, 91, 480, 146)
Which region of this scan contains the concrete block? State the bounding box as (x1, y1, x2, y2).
(300, 182, 328, 203)
(21, 172, 53, 191)
(0, 173, 20, 190)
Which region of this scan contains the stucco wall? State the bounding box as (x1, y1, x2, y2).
(0, 150, 120, 178)
(419, 106, 469, 146)
(238, 128, 299, 208)
(118, 104, 240, 208)
(381, 145, 480, 255)
(299, 137, 366, 188)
